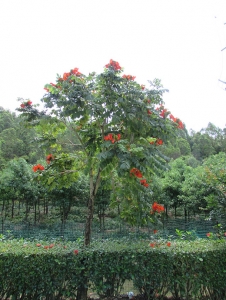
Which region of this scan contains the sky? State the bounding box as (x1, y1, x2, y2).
(0, 0, 226, 132)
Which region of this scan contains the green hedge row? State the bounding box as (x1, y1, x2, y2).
(1, 239, 226, 299)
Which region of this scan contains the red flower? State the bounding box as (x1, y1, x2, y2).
(130, 168, 143, 178)
(167, 242, 171, 247)
(104, 133, 121, 144)
(177, 120, 184, 129)
(36, 243, 41, 247)
(150, 243, 156, 248)
(141, 85, 145, 90)
(122, 74, 136, 80)
(147, 110, 152, 115)
(105, 59, 121, 71)
(140, 179, 149, 188)
(206, 232, 211, 237)
(160, 108, 167, 118)
(151, 202, 164, 214)
(71, 68, 82, 76)
(156, 139, 163, 146)
(46, 154, 54, 164)
(63, 72, 71, 80)
(44, 87, 49, 92)
(44, 245, 49, 249)
(74, 249, 79, 255)
(169, 114, 176, 122)
(32, 164, 45, 172)
(153, 229, 158, 234)
(49, 243, 54, 248)
(20, 100, 32, 108)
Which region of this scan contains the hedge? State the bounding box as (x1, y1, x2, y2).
(0, 238, 226, 299)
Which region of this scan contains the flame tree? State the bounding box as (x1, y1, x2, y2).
(18, 59, 183, 246)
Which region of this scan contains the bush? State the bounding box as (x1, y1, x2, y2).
(0, 238, 226, 299)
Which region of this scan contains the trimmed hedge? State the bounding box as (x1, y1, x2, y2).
(1, 239, 226, 299)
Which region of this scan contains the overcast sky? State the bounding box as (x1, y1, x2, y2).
(0, 0, 226, 132)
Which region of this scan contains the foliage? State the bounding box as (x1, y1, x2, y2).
(1, 238, 226, 299)
(203, 152, 226, 219)
(0, 107, 44, 168)
(17, 60, 184, 245)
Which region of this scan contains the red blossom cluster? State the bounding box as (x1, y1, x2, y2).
(122, 74, 136, 80)
(151, 202, 164, 214)
(169, 114, 184, 129)
(71, 68, 82, 76)
(55, 67, 82, 82)
(147, 110, 152, 115)
(44, 68, 82, 92)
(149, 241, 171, 248)
(159, 107, 168, 118)
(74, 249, 79, 255)
(20, 100, 32, 108)
(141, 85, 145, 90)
(157, 106, 184, 129)
(104, 133, 121, 144)
(140, 179, 149, 187)
(150, 138, 163, 146)
(105, 59, 121, 71)
(32, 164, 45, 172)
(46, 154, 54, 164)
(130, 168, 143, 178)
(130, 168, 149, 188)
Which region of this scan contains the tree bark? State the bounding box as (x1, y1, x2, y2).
(77, 168, 101, 300)
(84, 167, 101, 246)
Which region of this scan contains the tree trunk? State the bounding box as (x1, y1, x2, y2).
(77, 168, 101, 300)
(84, 194, 95, 246)
(84, 168, 101, 246)
(11, 199, 14, 219)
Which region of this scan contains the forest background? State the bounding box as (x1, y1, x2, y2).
(0, 105, 226, 238)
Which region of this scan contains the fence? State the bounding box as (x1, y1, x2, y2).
(0, 216, 222, 241)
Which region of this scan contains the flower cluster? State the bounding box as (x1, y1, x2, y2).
(150, 138, 163, 146)
(170, 114, 184, 129)
(105, 59, 121, 71)
(158, 106, 168, 118)
(20, 100, 32, 108)
(36, 243, 55, 249)
(46, 154, 54, 164)
(130, 168, 143, 178)
(62, 67, 82, 81)
(44, 68, 82, 92)
(157, 106, 184, 129)
(32, 164, 45, 172)
(130, 168, 149, 188)
(104, 133, 121, 144)
(140, 179, 149, 187)
(122, 74, 136, 80)
(151, 202, 164, 214)
(150, 241, 171, 248)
